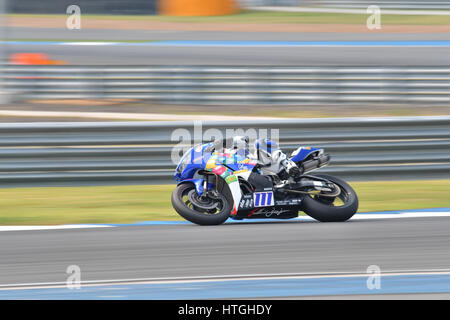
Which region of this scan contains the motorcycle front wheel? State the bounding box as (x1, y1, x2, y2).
(301, 174, 358, 222)
(171, 183, 231, 226)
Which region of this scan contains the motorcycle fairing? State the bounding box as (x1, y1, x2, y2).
(290, 146, 323, 163)
(238, 194, 254, 210)
(234, 202, 299, 220)
(249, 207, 299, 219)
(177, 178, 205, 195)
(175, 143, 214, 182)
(203, 151, 260, 215)
(253, 191, 274, 207)
(176, 146, 258, 215)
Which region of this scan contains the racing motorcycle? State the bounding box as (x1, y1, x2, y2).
(171, 139, 358, 225)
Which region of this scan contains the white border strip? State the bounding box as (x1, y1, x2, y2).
(1, 211, 450, 232)
(0, 225, 113, 232)
(250, 6, 450, 15)
(2, 269, 450, 290)
(351, 211, 450, 220)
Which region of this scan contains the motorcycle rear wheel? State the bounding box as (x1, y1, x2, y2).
(171, 183, 231, 226)
(301, 174, 358, 222)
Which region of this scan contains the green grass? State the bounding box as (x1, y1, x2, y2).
(9, 10, 450, 25)
(353, 180, 450, 212)
(0, 185, 175, 225)
(0, 180, 449, 225)
(105, 104, 450, 119)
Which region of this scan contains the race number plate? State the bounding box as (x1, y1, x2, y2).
(253, 191, 274, 207)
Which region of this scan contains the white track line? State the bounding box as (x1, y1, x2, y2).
(351, 211, 450, 220)
(0, 225, 113, 232)
(257, 211, 450, 222)
(2, 269, 450, 290)
(1, 211, 449, 232)
(250, 6, 450, 15)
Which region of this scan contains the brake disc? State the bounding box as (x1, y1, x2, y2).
(187, 189, 220, 210)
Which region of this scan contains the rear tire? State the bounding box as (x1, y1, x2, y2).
(171, 183, 231, 226)
(301, 174, 358, 222)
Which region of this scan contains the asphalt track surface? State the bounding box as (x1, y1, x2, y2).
(1, 216, 450, 287)
(7, 27, 450, 42)
(7, 43, 450, 66)
(4, 27, 450, 65)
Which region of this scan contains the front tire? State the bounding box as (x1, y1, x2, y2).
(301, 174, 358, 222)
(171, 183, 231, 226)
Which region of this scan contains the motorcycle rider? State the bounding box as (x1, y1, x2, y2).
(252, 138, 301, 179)
(215, 136, 302, 179)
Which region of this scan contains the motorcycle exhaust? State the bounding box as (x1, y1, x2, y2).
(299, 153, 330, 174)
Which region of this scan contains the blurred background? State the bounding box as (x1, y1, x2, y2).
(0, 0, 449, 223)
(0, 0, 449, 117)
(0, 0, 450, 223)
(1, 0, 450, 300)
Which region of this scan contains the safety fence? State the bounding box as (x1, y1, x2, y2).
(1, 116, 449, 187)
(4, 65, 450, 105)
(301, 0, 450, 9)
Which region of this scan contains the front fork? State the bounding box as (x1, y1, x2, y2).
(199, 172, 242, 216)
